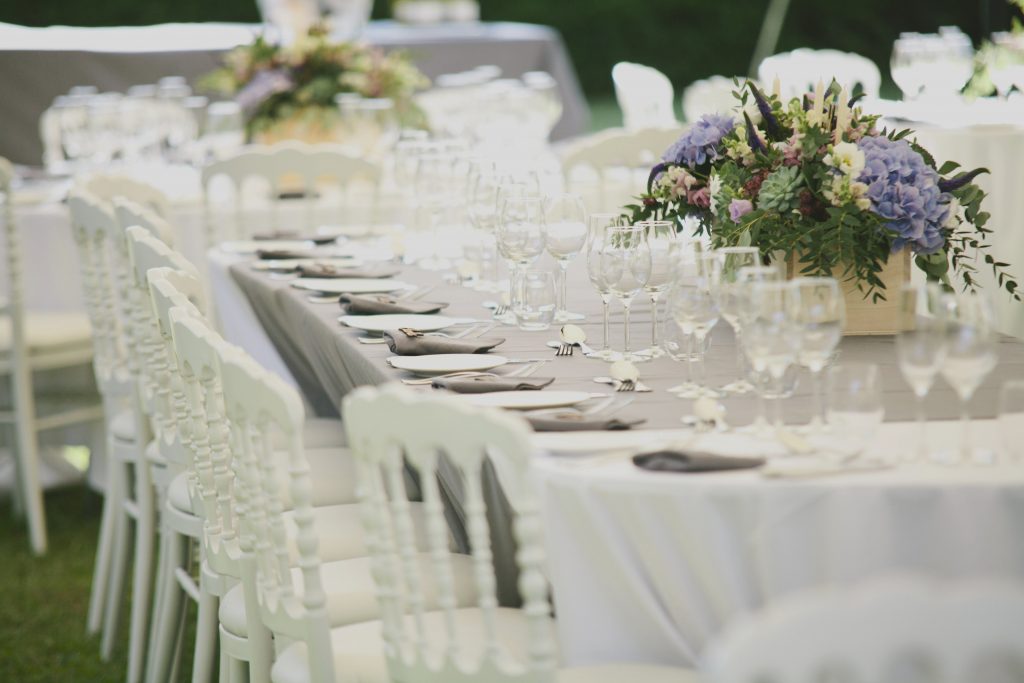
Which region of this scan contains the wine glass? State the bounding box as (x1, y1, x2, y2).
(998, 380, 1024, 464)
(667, 279, 720, 398)
(789, 277, 845, 431)
(466, 166, 502, 293)
(742, 281, 802, 431)
(939, 291, 998, 464)
(585, 213, 622, 360)
(415, 154, 456, 271)
(636, 221, 677, 358)
(896, 281, 948, 462)
(826, 363, 884, 462)
(599, 225, 651, 361)
(542, 193, 588, 322)
(497, 195, 546, 325)
(713, 246, 761, 394)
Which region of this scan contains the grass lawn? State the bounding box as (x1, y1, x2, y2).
(0, 485, 195, 682)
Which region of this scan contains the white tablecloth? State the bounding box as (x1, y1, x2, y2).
(533, 421, 1024, 668)
(0, 20, 589, 164)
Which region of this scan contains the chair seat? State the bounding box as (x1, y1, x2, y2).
(219, 553, 479, 638)
(0, 311, 92, 352)
(273, 607, 699, 683)
(298, 417, 347, 448)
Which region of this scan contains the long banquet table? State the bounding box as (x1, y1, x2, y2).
(219, 240, 1024, 666)
(0, 20, 589, 165)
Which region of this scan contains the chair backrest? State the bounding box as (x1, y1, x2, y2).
(704, 575, 1024, 683)
(114, 197, 176, 247)
(1, 157, 24, 363)
(201, 140, 382, 246)
(681, 75, 748, 123)
(612, 62, 678, 131)
(82, 173, 170, 218)
(757, 48, 881, 100)
(67, 188, 131, 396)
(561, 126, 683, 213)
(342, 384, 556, 683)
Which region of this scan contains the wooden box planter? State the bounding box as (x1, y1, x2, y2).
(786, 249, 912, 336)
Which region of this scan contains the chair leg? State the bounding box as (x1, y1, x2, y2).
(168, 584, 189, 683)
(191, 574, 219, 683)
(127, 460, 156, 683)
(219, 640, 231, 683)
(146, 517, 170, 672)
(11, 373, 46, 554)
(87, 441, 120, 634)
(146, 529, 186, 683)
(101, 459, 133, 660)
(229, 655, 249, 683)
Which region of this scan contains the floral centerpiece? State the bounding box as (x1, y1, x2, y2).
(201, 23, 429, 142)
(626, 80, 1019, 328)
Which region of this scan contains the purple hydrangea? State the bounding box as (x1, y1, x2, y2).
(856, 136, 950, 253)
(662, 113, 735, 168)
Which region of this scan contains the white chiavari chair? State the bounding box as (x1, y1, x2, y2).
(201, 141, 382, 248)
(83, 173, 171, 219)
(681, 75, 751, 122)
(612, 62, 679, 131)
(560, 127, 683, 214)
(259, 384, 693, 683)
(757, 48, 881, 100)
(2, 158, 100, 555)
(704, 575, 1024, 683)
(68, 188, 151, 661)
(114, 197, 176, 247)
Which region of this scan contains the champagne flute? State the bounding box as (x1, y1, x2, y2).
(896, 281, 948, 462)
(742, 281, 802, 431)
(939, 291, 998, 464)
(496, 195, 546, 326)
(636, 220, 677, 358)
(600, 225, 651, 361)
(789, 277, 845, 431)
(713, 246, 761, 394)
(542, 193, 588, 322)
(586, 213, 622, 360)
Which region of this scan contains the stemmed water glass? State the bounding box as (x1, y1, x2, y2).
(742, 281, 802, 432)
(713, 246, 761, 394)
(895, 281, 948, 462)
(939, 291, 998, 464)
(667, 276, 720, 398)
(466, 166, 502, 293)
(789, 277, 845, 431)
(599, 225, 651, 361)
(497, 195, 546, 325)
(585, 213, 622, 360)
(415, 153, 456, 271)
(637, 221, 677, 358)
(542, 193, 588, 322)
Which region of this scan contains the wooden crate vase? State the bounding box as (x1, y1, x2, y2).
(786, 250, 912, 336)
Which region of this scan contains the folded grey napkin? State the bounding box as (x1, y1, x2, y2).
(297, 263, 399, 279)
(253, 231, 335, 245)
(340, 294, 447, 316)
(384, 331, 504, 356)
(431, 376, 554, 393)
(632, 450, 765, 473)
(526, 415, 646, 432)
(257, 249, 320, 260)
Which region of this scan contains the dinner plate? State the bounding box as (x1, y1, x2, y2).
(293, 278, 410, 294)
(461, 391, 595, 411)
(220, 239, 314, 254)
(386, 354, 509, 377)
(338, 314, 473, 334)
(250, 257, 362, 271)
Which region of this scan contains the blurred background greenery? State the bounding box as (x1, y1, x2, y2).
(4, 1, 1019, 100)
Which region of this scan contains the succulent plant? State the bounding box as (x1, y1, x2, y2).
(757, 166, 803, 211)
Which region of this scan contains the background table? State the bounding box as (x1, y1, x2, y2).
(0, 20, 589, 165)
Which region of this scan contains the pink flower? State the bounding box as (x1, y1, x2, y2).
(687, 186, 711, 208)
(729, 198, 753, 222)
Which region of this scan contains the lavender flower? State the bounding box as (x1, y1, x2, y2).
(856, 136, 950, 253)
(662, 113, 735, 168)
(729, 198, 753, 222)
(235, 68, 294, 116)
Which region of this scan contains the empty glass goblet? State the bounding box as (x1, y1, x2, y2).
(542, 193, 588, 322)
(497, 195, 546, 325)
(585, 213, 623, 360)
(636, 220, 677, 358)
(600, 225, 651, 361)
(895, 281, 948, 462)
(742, 281, 802, 431)
(789, 277, 845, 431)
(667, 279, 719, 398)
(713, 246, 761, 394)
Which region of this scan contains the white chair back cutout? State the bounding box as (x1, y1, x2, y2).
(682, 75, 750, 123)
(704, 575, 1024, 683)
(343, 384, 557, 683)
(757, 48, 881, 100)
(201, 140, 382, 246)
(612, 61, 678, 131)
(82, 173, 170, 219)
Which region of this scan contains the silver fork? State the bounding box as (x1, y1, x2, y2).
(401, 371, 497, 386)
(616, 379, 636, 393)
(491, 304, 509, 319)
(357, 324, 483, 345)
(555, 342, 574, 357)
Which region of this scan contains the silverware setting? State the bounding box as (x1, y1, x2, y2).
(592, 376, 654, 392)
(555, 342, 574, 357)
(399, 360, 546, 386)
(616, 379, 636, 393)
(491, 304, 509, 319)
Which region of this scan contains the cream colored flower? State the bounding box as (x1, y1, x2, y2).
(824, 141, 866, 176)
(708, 174, 723, 212)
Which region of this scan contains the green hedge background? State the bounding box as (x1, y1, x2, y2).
(3, 1, 1019, 97)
